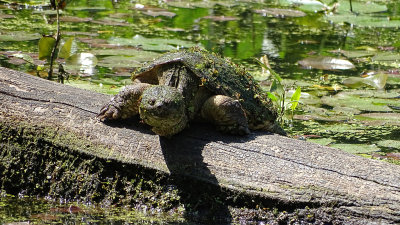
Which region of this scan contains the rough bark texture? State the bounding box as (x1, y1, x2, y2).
(0, 67, 399, 224)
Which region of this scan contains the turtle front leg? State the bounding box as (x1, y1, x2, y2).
(201, 95, 250, 135)
(98, 83, 151, 121)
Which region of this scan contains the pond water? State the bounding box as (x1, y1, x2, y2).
(0, 0, 400, 223)
(0, 193, 184, 224)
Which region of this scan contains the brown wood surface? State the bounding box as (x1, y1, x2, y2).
(1, 67, 399, 223)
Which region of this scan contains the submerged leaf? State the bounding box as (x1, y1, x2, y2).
(298, 56, 355, 70)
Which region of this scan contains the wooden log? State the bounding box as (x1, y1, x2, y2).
(1, 67, 399, 224)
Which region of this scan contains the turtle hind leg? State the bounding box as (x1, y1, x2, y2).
(98, 83, 151, 121)
(201, 95, 250, 135)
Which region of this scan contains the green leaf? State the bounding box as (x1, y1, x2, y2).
(58, 37, 74, 59)
(270, 78, 284, 96)
(38, 36, 56, 60)
(270, 79, 278, 93)
(290, 86, 301, 111)
(267, 92, 278, 102)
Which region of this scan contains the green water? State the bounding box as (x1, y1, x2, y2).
(0, 194, 184, 224)
(1, 0, 400, 223)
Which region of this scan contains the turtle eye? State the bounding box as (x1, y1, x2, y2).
(148, 98, 156, 106)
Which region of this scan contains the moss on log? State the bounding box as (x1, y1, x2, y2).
(1, 67, 400, 224)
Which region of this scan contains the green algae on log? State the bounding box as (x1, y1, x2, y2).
(1, 67, 400, 224)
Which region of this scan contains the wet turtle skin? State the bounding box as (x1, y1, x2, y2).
(98, 47, 285, 136)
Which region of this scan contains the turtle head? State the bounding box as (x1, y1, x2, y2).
(139, 85, 187, 136)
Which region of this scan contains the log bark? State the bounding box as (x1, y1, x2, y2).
(0, 67, 399, 224)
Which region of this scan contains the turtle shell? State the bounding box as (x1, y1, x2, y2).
(132, 47, 278, 129)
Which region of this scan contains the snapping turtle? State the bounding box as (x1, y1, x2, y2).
(98, 47, 285, 136)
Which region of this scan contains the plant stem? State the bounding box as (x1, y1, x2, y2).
(349, 0, 353, 12)
(48, 7, 61, 80)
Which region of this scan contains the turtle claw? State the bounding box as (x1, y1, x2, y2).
(238, 126, 251, 135)
(97, 104, 121, 121)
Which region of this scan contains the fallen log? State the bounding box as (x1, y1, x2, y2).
(0, 67, 399, 224)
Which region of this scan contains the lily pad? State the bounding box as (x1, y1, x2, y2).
(372, 52, 400, 62)
(377, 140, 400, 149)
(108, 35, 199, 52)
(91, 18, 130, 26)
(66, 6, 107, 12)
(298, 56, 355, 70)
(323, 0, 399, 27)
(254, 8, 307, 18)
(12, 53, 34, 64)
(321, 90, 400, 112)
(202, 15, 239, 22)
(354, 113, 400, 126)
(294, 105, 350, 122)
(0, 31, 41, 42)
(167, 1, 236, 9)
(141, 10, 176, 18)
(98, 56, 141, 69)
(326, 13, 400, 28)
(337, 50, 375, 59)
(59, 16, 93, 23)
(307, 138, 334, 146)
(279, 0, 326, 12)
(0, 14, 15, 19)
(66, 79, 127, 95)
(91, 49, 160, 62)
(330, 144, 380, 154)
(334, 0, 387, 14)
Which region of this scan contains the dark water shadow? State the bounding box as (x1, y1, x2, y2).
(158, 123, 260, 224)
